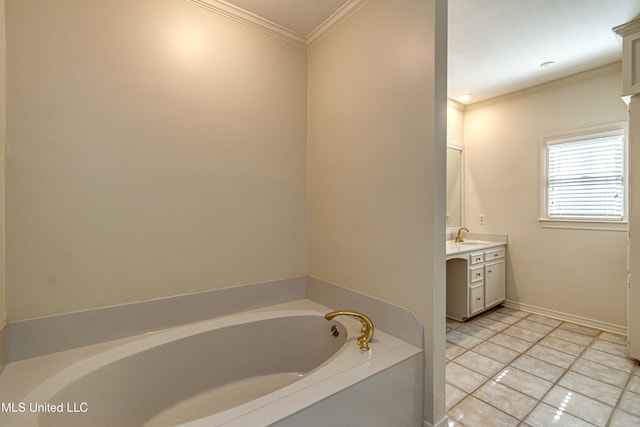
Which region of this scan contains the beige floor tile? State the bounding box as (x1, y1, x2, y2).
(447, 319, 463, 330)
(448, 396, 519, 427)
(489, 333, 532, 353)
(549, 329, 595, 346)
(619, 390, 640, 418)
(456, 323, 497, 341)
(473, 341, 520, 364)
(511, 354, 565, 382)
(515, 318, 556, 334)
(446, 342, 467, 361)
(445, 307, 636, 427)
(580, 348, 636, 373)
(496, 306, 529, 318)
(558, 371, 622, 406)
(503, 325, 546, 343)
(454, 351, 505, 377)
(543, 385, 613, 426)
(470, 316, 510, 332)
(590, 339, 628, 358)
(559, 322, 601, 337)
(447, 330, 484, 350)
(474, 380, 537, 419)
(525, 402, 597, 427)
(446, 418, 465, 427)
(609, 408, 640, 426)
(526, 343, 576, 368)
(493, 366, 553, 400)
(570, 358, 630, 388)
(539, 336, 585, 356)
(486, 312, 521, 325)
(446, 362, 487, 393)
(526, 314, 563, 327)
(598, 331, 627, 346)
(446, 382, 467, 410)
(627, 375, 640, 394)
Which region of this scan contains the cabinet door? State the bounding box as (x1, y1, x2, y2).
(469, 284, 485, 315)
(485, 259, 505, 308)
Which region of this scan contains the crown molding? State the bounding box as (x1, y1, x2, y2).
(613, 18, 640, 38)
(189, 0, 307, 47)
(465, 62, 622, 112)
(307, 0, 370, 48)
(189, 0, 369, 49)
(447, 98, 467, 112)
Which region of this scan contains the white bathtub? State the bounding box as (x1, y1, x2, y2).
(2, 300, 423, 426)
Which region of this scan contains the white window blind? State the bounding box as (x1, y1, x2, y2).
(546, 133, 624, 220)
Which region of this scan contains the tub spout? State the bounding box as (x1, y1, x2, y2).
(324, 310, 374, 351)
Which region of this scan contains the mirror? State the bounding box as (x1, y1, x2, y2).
(446, 145, 463, 229)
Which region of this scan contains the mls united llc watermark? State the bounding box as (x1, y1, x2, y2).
(2, 401, 88, 414)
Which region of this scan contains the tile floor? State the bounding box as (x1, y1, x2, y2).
(446, 306, 640, 427)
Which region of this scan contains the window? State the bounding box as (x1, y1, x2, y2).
(540, 122, 627, 231)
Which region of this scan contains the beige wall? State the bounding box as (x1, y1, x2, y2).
(307, 0, 447, 424)
(5, 0, 308, 320)
(464, 65, 629, 328)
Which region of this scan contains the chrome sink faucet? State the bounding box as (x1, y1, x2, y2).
(455, 227, 469, 243)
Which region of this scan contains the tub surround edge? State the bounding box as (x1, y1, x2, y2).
(7, 275, 423, 362)
(8, 276, 307, 361)
(307, 276, 424, 349)
(1, 300, 423, 427)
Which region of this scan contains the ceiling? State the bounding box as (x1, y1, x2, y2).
(448, 0, 640, 104)
(222, 0, 640, 105)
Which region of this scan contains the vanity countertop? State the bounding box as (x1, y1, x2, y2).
(446, 240, 506, 258)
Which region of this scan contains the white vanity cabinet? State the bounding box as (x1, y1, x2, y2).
(446, 243, 506, 321)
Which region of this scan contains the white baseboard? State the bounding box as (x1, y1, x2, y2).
(502, 299, 627, 336)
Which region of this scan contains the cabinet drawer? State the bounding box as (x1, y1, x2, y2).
(469, 265, 484, 283)
(485, 248, 505, 261)
(469, 284, 485, 315)
(469, 252, 484, 265)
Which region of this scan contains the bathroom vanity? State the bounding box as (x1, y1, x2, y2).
(446, 238, 507, 321)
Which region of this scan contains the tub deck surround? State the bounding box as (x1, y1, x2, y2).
(307, 277, 423, 348)
(7, 276, 424, 362)
(0, 299, 423, 427)
(8, 276, 309, 361)
(7, 276, 423, 362)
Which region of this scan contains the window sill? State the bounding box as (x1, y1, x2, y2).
(538, 218, 628, 232)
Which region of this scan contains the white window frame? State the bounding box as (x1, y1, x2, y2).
(539, 122, 628, 232)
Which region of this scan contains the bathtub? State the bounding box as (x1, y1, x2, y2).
(2, 300, 423, 426)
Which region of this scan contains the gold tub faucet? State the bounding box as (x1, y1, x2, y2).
(324, 310, 374, 351)
(455, 227, 470, 243)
